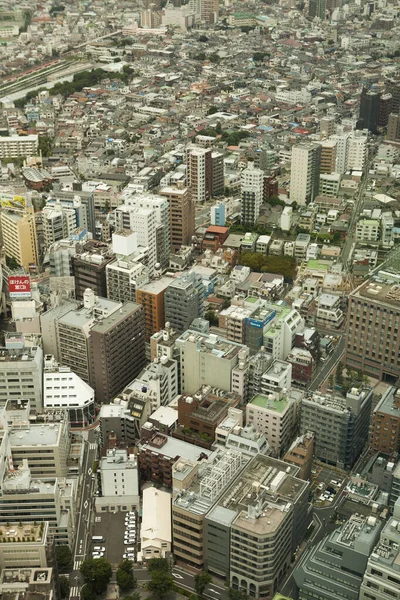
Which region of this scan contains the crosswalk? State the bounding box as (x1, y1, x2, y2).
(89, 442, 97, 450)
(73, 560, 82, 570)
(69, 587, 80, 598)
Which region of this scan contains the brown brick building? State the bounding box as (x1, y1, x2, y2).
(283, 432, 314, 480)
(370, 387, 400, 456)
(136, 277, 171, 341)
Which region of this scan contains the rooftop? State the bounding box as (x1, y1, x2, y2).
(250, 394, 288, 413)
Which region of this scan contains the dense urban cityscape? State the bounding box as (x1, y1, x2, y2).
(0, 1, 400, 600)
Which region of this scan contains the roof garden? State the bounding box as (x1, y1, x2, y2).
(250, 394, 288, 413)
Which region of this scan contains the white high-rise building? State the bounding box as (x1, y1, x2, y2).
(42, 203, 77, 249)
(241, 162, 264, 225)
(117, 192, 170, 271)
(347, 132, 368, 172)
(289, 143, 322, 205)
(186, 145, 212, 203)
(331, 132, 351, 174)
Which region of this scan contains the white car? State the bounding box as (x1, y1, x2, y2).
(93, 546, 105, 552)
(92, 552, 104, 558)
(123, 553, 136, 560)
(125, 547, 135, 552)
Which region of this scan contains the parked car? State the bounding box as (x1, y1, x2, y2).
(123, 553, 136, 560)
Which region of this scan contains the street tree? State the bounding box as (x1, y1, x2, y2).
(55, 545, 72, 570)
(194, 571, 211, 597)
(116, 559, 136, 591)
(59, 576, 70, 599)
(147, 558, 170, 574)
(147, 570, 174, 599)
(80, 557, 112, 595)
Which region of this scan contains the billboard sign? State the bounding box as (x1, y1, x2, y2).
(8, 276, 31, 298)
(0, 194, 26, 211)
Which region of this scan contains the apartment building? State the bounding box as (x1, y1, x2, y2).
(246, 388, 299, 456)
(0, 134, 38, 158)
(283, 432, 314, 480)
(286, 348, 314, 387)
(177, 330, 245, 394)
(164, 271, 205, 333)
(300, 387, 372, 469)
(160, 186, 194, 251)
(136, 277, 171, 341)
(290, 143, 321, 206)
(133, 356, 179, 412)
(319, 173, 341, 197)
(186, 146, 212, 203)
(347, 132, 368, 172)
(316, 293, 344, 329)
(319, 140, 337, 173)
(42, 203, 77, 249)
(356, 219, 380, 243)
(72, 239, 115, 300)
(359, 509, 400, 600)
(89, 301, 146, 404)
(370, 387, 400, 456)
(0, 207, 38, 268)
(294, 514, 382, 600)
(241, 162, 264, 226)
(345, 279, 400, 381)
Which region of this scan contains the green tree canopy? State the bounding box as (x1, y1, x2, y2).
(80, 584, 96, 600)
(55, 545, 72, 570)
(148, 558, 170, 574)
(59, 576, 70, 599)
(80, 557, 112, 595)
(238, 252, 296, 280)
(147, 570, 174, 599)
(228, 589, 249, 600)
(38, 135, 53, 158)
(195, 572, 212, 597)
(116, 559, 136, 591)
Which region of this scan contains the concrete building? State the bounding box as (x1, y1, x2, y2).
(359, 508, 400, 600)
(294, 514, 382, 600)
(241, 162, 264, 226)
(0, 134, 38, 158)
(316, 293, 344, 329)
(139, 487, 172, 561)
(42, 203, 77, 249)
(98, 400, 138, 449)
(290, 143, 322, 206)
(0, 207, 38, 268)
(72, 239, 115, 300)
(283, 432, 314, 480)
(172, 451, 310, 598)
(320, 140, 337, 174)
(89, 301, 146, 404)
(246, 387, 299, 457)
(387, 113, 400, 142)
(347, 132, 368, 172)
(0, 522, 52, 569)
(186, 146, 212, 203)
(0, 334, 43, 413)
(117, 191, 170, 270)
(319, 173, 341, 197)
(356, 219, 380, 243)
(43, 358, 95, 427)
(177, 330, 245, 394)
(370, 387, 400, 456)
(96, 448, 139, 513)
(345, 278, 400, 381)
(136, 277, 171, 341)
(160, 186, 194, 251)
(300, 387, 372, 469)
(319, 116, 336, 139)
(358, 89, 380, 134)
(106, 230, 150, 304)
(164, 271, 205, 333)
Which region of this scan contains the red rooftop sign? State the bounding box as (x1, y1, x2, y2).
(8, 276, 31, 298)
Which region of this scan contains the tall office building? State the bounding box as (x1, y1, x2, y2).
(211, 151, 224, 196)
(357, 88, 381, 133)
(289, 143, 321, 206)
(345, 278, 400, 381)
(0, 206, 38, 268)
(72, 239, 115, 300)
(331, 132, 351, 174)
(160, 186, 195, 251)
(164, 271, 205, 333)
(116, 205, 157, 274)
(386, 77, 400, 113)
(387, 113, 400, 142)
(186, 146, 212, 203)
(299, 387, 372, 469)
(294, 514, 382, 600)
(378, 93, 393, 128)
(370, 387, 400, 456)
(89, 300, 146, 404)
(309, 0, 327, 19)
(240, 162, 264, 225)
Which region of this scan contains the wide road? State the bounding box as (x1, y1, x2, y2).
(308, 336, 345, 392)
(136, 567, 229, 600)
(69, 429, 98, 599)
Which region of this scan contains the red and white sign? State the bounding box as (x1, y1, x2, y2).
(8, 276, 31, 298)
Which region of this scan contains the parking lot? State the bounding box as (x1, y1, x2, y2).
(310, 462, 347, 506)
(91, 511, 138, 567)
